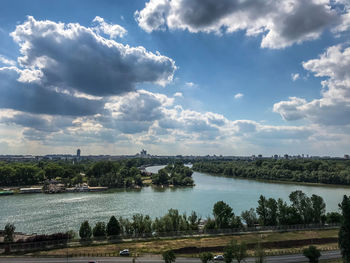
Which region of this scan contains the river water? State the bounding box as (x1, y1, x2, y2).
(1, 165, 349, 234)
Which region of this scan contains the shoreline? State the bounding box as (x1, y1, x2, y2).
(192, 170, 350, 189)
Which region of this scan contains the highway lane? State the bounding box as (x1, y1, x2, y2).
(0, 250, 341, 262)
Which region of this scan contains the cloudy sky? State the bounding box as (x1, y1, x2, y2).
(0, 0, 349, 156)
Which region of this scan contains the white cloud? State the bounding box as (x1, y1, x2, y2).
(291, 73, 300, 81)
(234, 93, 244, 99)
(174, 92, 183, 97)
(185, 82, 195, 87)
(274, 44, 350, 126)
(92, 16, 127, 38)
(0, 55, 16, 66)
(136, 0, 345, 49)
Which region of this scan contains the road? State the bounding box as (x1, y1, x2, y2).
(0, 250, 341, 263)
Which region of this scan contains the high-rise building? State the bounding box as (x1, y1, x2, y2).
(77, 149, 81, 158)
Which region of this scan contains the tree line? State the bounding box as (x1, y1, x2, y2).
(79, 209, 201, 239)
(77, 190, 341, 240)
(0, 159, 193, 188)
(192, 159, 350, 185)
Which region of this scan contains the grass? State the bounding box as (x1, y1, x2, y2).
(29, 229, 338, 257)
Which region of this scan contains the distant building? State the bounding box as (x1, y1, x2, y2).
(258, 154, 262, 158)
(345, 154, 350, 159)
(140, 149, 147, 157)
(273, 154, 278, 160)
(77, 149, 81, 158)
(284, 154, 289, 159)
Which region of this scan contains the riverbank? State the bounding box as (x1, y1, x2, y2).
(193, 170, 350, 189)
(25, 228, 339, 258)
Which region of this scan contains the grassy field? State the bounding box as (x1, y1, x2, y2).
(29, 229, 339, 257)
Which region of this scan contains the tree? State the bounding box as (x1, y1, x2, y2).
(188, 211, 201, 230)
(4, 223, 15, 242)
(241, 208, 258, 227)
(339, 195, 350, 263)
(213, 201, 233, 229)
(162, 250, 176, 263)
(256, 195, 268, 226)
(93, 222, 106, 238)
(311, 194, 326, 224)
(199, 252, 213, 263)
(232, 241, 248, 263)
(326, 212, 342, 224)
(289, 190, 313, 224)
(266, 198, 278, 226)
(254, 243, 266, 263)
(107, 216, 121, 236)
(79, 221, 92, 240)
(303, 246, 321, 263)
(223, 243, 234, 263)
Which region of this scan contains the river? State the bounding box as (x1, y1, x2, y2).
(0, 165, 349, 234)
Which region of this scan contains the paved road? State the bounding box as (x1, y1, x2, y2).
(0, 250, 341, 262)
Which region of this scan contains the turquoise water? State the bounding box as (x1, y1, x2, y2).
(0, 165, 349, 234)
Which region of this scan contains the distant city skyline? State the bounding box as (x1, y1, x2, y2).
(0, 0, 350, 156)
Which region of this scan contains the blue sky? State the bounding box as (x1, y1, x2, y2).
(0, 0, 350, 156)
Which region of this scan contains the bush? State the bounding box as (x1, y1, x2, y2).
(162, 250, 176, 263)
(303, 246, 321, 263)
(199, 252, 213, 263)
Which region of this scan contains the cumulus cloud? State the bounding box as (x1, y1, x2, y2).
(92, 16, 127, 38)
(274, 44, 350, 125)
(174, 92, 183, 97)
(11, 16, 176, 96)
(234, 93, 244, 99)
(135, 0, 345, 49)
(0, 110, 72, 132)
(0, 67, 103, 116)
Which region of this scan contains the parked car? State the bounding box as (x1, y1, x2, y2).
(213, 254, 224, 261)
(119, 249, 130, 256)
(88, 261, 98, 263)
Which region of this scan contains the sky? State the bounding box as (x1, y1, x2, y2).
(0, 0, 350, 156)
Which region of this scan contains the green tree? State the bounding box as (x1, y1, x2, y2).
(213, 201, 233, 229)
(326, 212, 342, 224)
(311, 194, 326, 224)
(134, 175, 143, 187)
(339, 195, 350, 263)
(241, 208, 258, 227)
(254, 243, 266, 263)
(256, 195, 268, 226)
(303, 246, 321, 263)
(188, 211, 201, 230)
(232, 241, 248, 263)
(4, 223, 15, 242)
(199, 252, 213, 263)
(223, 243, 234, 263)
(107, 216, 121, 236)
(93, 222, 106, 238)
(266, 198, 278, 226)
(79, 221, 92, 240)
(162, 250, 176, 263)
(289, 190, 313, 224)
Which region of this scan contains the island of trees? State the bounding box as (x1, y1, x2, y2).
(0, 159, 193, 190)
(192, 158, 350, 185)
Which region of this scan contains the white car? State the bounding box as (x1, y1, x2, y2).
(213, 254, 224, 261)
(119, 249, 130, 256)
